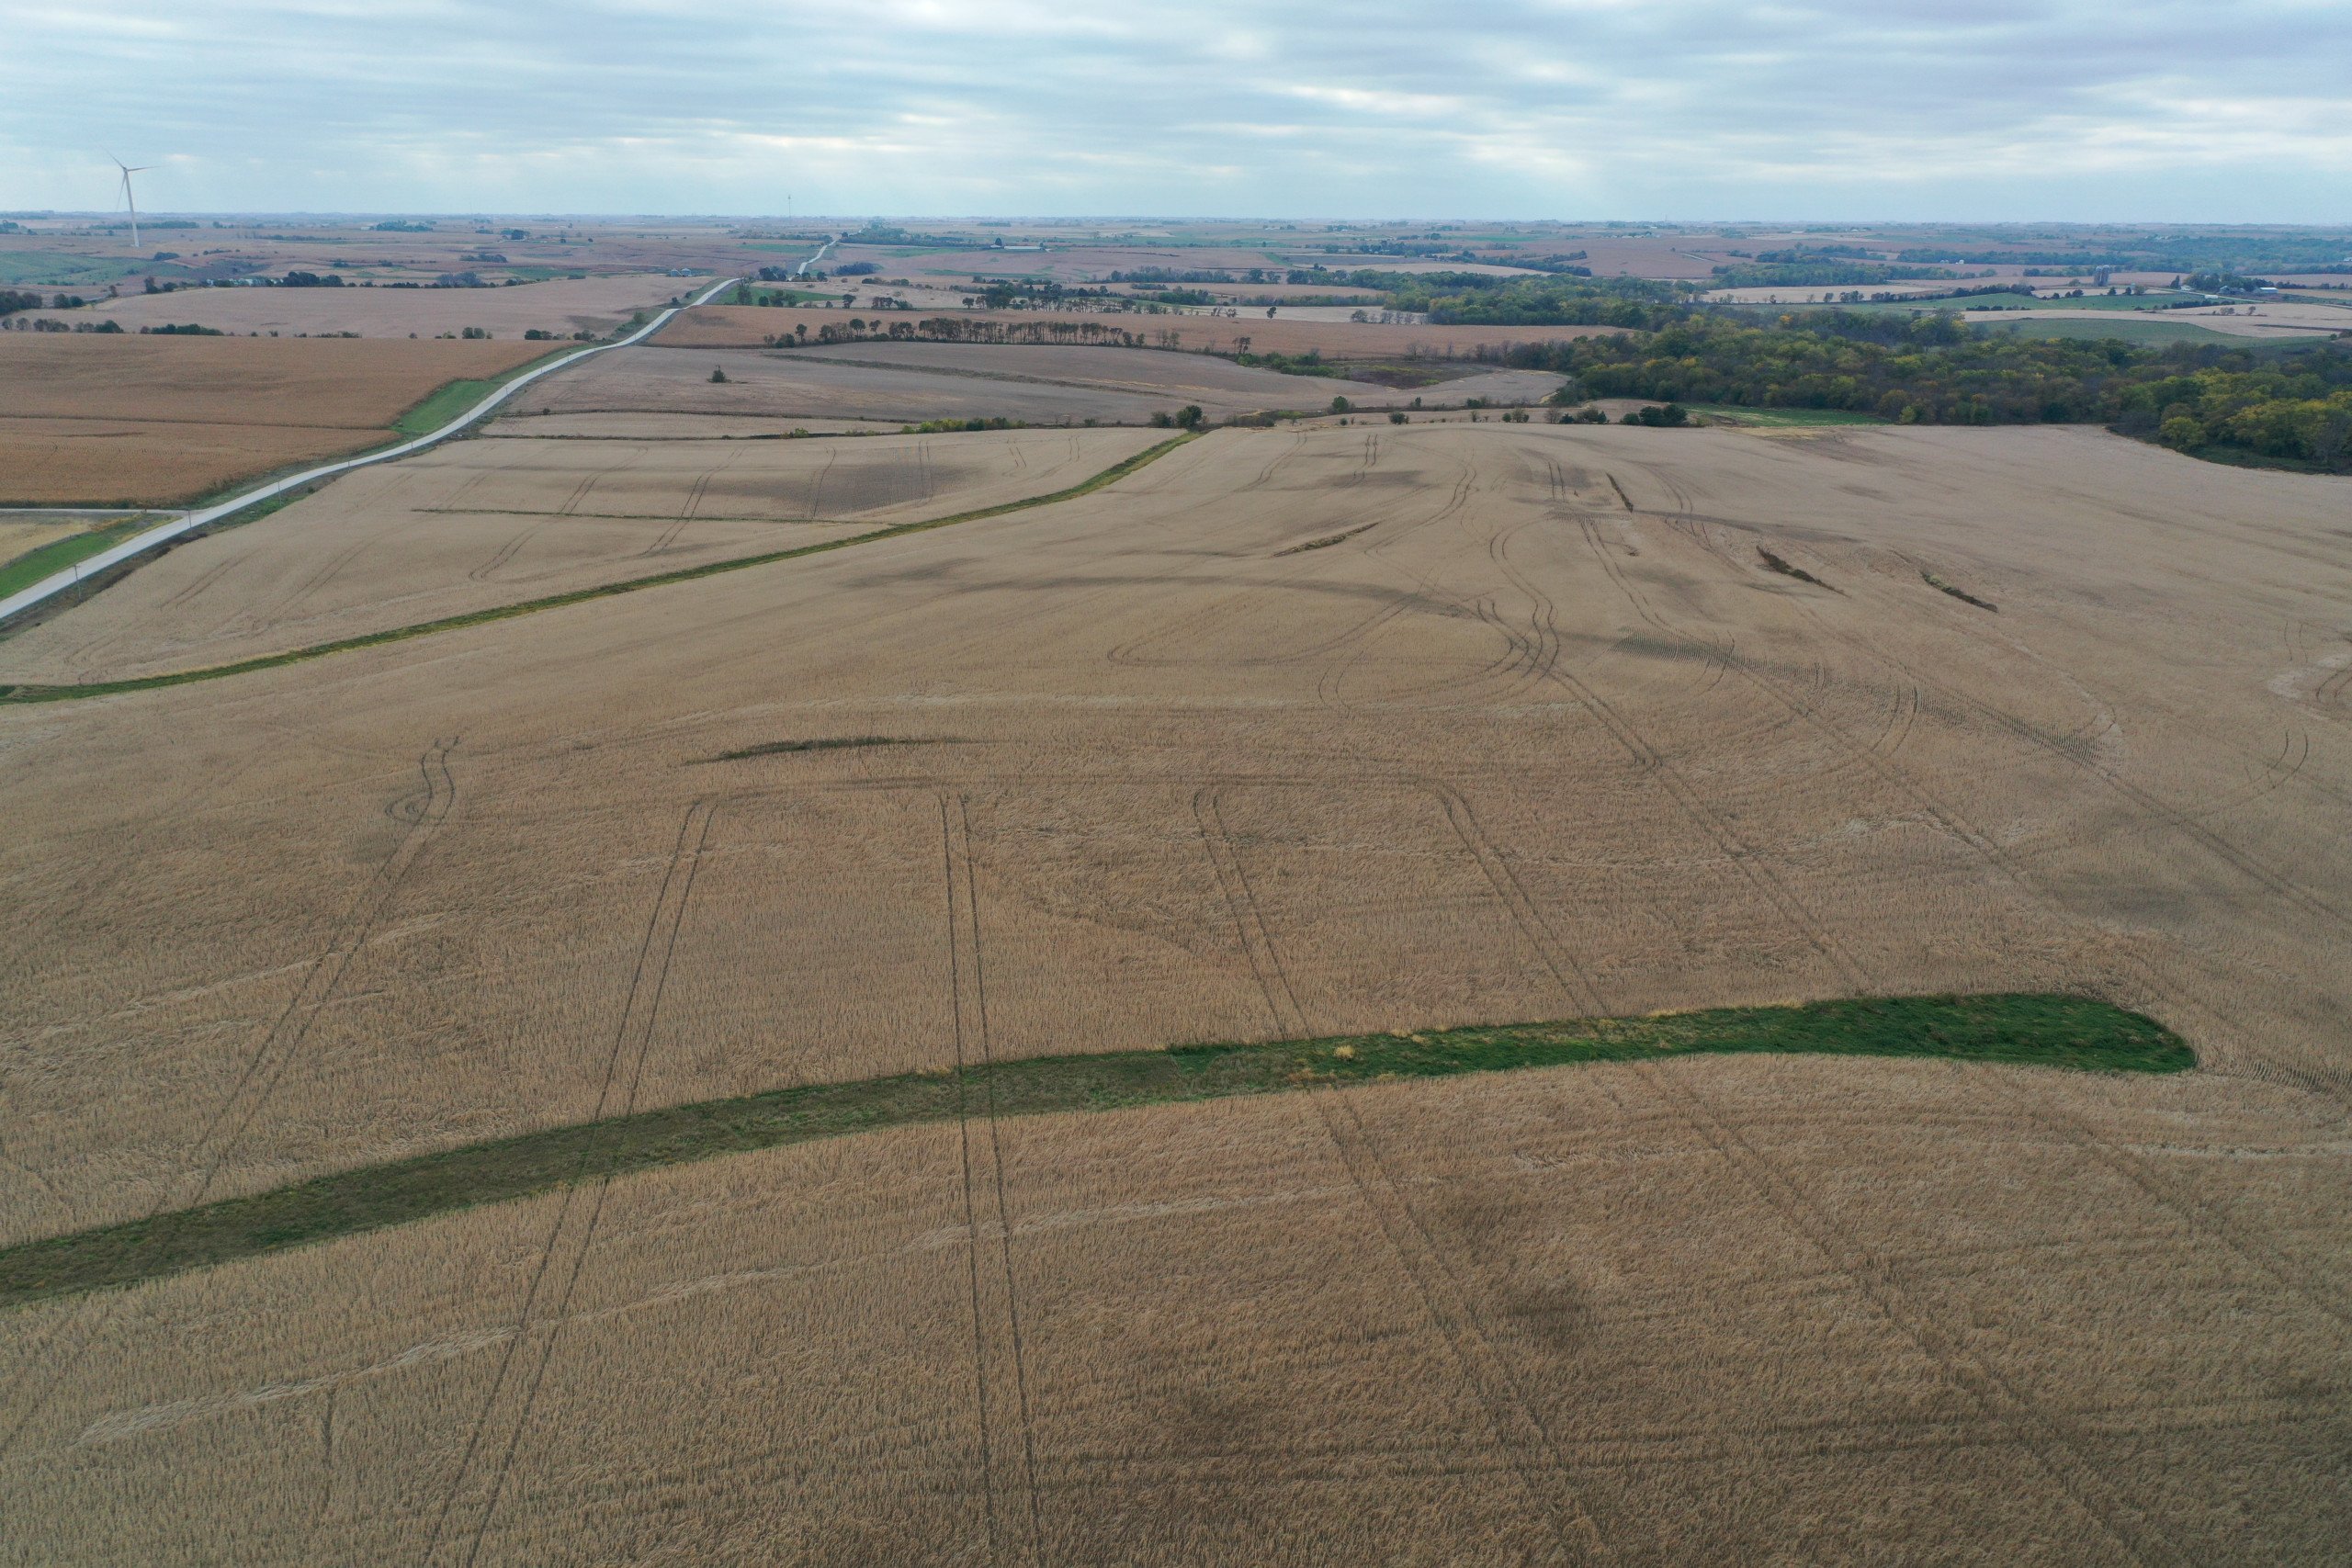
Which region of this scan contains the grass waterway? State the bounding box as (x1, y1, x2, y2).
(0, 433, 1194, 704)
(0, 993, 2187, 1310)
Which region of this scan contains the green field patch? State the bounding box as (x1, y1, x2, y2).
(0, 253, 157, 288)
(1688, 404, 1886, 427)
(1975, 317, 2335, 349)
(0, 993, 2187, 1311)
(0, 434, 1195, 704)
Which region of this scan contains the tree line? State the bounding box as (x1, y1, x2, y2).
(1477, 310, 2352, 470)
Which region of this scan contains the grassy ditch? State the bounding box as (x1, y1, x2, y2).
(0, 515, 154, 601)
(0, 490, 315, 640)
(0, 993, 2186, 1310)
(390, 344, 582, 436)
(0, 433, 1195, 705)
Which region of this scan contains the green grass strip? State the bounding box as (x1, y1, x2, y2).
(0, 434, 1195, 705)
(0, 993, 2186, 1310)
(1686, 404, 1888, 428)
(390, 345, 582, 437)
(0, 516, 155, 600)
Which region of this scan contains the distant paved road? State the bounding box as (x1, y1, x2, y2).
(0, 275, 741, 627)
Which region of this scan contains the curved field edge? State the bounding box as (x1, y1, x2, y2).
(0, 993, 2188, 1310)
(0, 433, 1195, 704)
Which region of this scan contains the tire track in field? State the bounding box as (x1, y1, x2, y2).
(641, 472, 712, 557)
(1511, 482, 2266, 1551)
(1102, 460, 1464, 671)
(1191, 786, 1308, 1037)
(0, 738, 462, 1460)
(158, 551, 243, 610)
(1317, 462, 1528, 708)
(1200, 728, 2183, 1562)
(1427, 775, 2189, 1562)
(1236, 464, 1845, 982)
(293, 531, 379, 599)
(1618, 475, 2352, 927)
(179, 738, 464, 1207)
(1193, 781, 1617, 1562)
(422, 799, 715, 1568)
(1569, 508, 2352, 1317)
(1100, 440, 1471, 673)
(1312, 1092, 1618, 1565)
(1419, 778, 1609, 1016)
(941, 795, 1045, 1565)
(466, 521, 544, 581)
(805, 444, 840, 517)
(1718, 529, 2352, 1055)
(1626, 1067, 2188, 1568)
(1530, 649, 1871, 990)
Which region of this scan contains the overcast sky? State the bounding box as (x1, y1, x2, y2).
(3, 0, 2345, 220)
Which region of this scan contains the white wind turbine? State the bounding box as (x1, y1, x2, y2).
(109, 154, 154, 250)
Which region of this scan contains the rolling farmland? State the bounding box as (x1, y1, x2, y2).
(655, 304, 1633, 360)
(4, 413, 2351, 1560)
(516, 341, 1561, 426)
(0, 427, 1163, 682)
(0, 335, 549, 504)
(6, 272, 696, 339)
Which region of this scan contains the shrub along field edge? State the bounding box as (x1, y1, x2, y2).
(0, 992, 2188, 1310)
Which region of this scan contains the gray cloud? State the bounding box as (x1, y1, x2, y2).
(1, 0, 2344, 217)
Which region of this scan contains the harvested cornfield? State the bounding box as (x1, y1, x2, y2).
(657, 303, 1633, 359)
(10, 273, 694, 339)
(0, 426, 1163, 683)
(5, 421, 2351, 1560)
(0, 335, 548, 504)
(523, 341, 1559, 426)
(485, 411, 910, 439)
(13, 1055, 2346, 1565)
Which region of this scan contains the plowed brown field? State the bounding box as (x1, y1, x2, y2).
(0, 336, 548, 503)
(5, 422, 2350, 1562)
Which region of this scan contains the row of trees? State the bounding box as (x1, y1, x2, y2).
(757, 316, 1170, 350)
(1478, 313, 2352, 469)
(1329, 271, 1690, 328)
(2122, 367, 2352, 467)
(1709, 261, 1957, 289)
